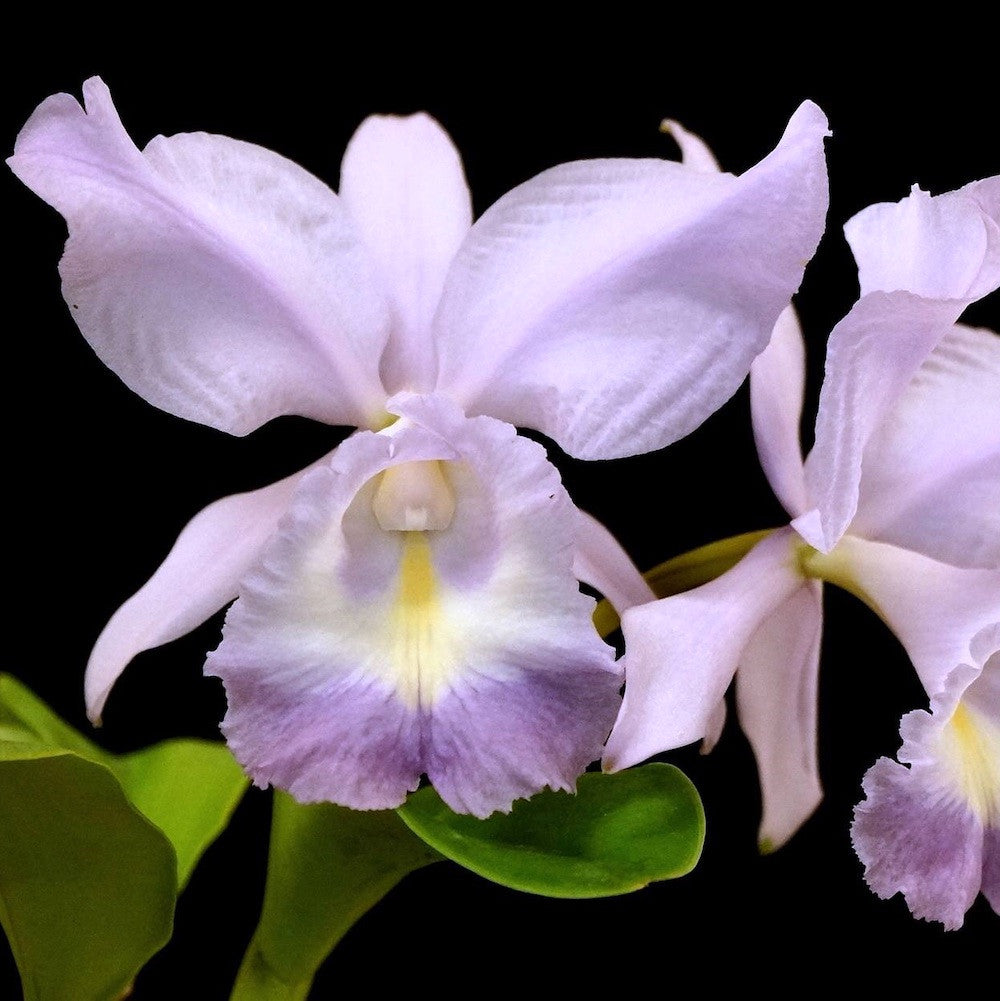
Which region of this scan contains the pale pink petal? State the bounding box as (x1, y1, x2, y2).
(432, 102, 830, 459)
(750, 305, 809, 518)
(339, 114, 472, 394)
(572, 509, 655, 615)
(736, 581, 824, 850)
(809, 536, 1000, 698)
(660, 119, 721, 172)
(604, 527, 804, 771)
(701, 699, 727, 755)
(848, 181, 1000, 300)
(796, 183, 1000, 552)
(206, 396, 620, 815)
(8, 77, 390, 435)
(794, 294, 969, 552)
(85, 467, 310, 723)
(851, 324, 1000, 569)
(963, 176, 1000, 221)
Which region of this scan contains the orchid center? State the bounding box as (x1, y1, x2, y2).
(372, 460, 456, 532)
(797, 536, 878, 610)
(368, 459, 464, 708)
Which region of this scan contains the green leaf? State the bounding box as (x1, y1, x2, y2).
(593, 528, 774, 636)
(0, 674, 250, 997)
(0, 674, 249, 888)
(0, 675, 108, 764)
(397, 763, 704, 898)
(116, 740, 248, 889)
(231, 793, 441, 1001)
(0, 747, 176, 1001)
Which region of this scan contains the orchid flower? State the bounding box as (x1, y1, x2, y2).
(9, 78, 829, 816)
(603, 178, 1000, 855)
(852, 622, 999, 929)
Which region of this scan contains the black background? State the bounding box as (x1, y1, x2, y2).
(3, 20, 998, 998)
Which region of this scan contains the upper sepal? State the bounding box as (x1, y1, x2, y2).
(795, 178, 1000, 552)
(431, 101, 830, 460)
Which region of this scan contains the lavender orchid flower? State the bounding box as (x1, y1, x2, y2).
(9, 78, 829, 816)
(852, 622, 999, 929)
(604, 179, 1000, 856)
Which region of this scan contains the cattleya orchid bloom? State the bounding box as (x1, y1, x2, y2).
(10, 78, 830, 816)
(852, 622, 999, 929)
(604, 179, 1000, 853)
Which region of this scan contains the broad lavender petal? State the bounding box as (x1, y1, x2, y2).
(339, 114, 472, 394)
(9, 77, 391, 435)
(573, 509, 655, 615)
(805, 536, 1000, 698)
(750, 306, 809, 518)
(85, 467, 310, 722)
(207, 397, 620, 815)
(851, 324, 1000, 569)
(432, 102, 830, 460)
(796, 182, 1000, 552)
(604, 527, 804, 771)
(736, 580, 824, 850)
(852, 755, 984, 930)
(983, 826, 1000, 914)
(852, 624, 999, 928)
(206, 429, 447, 810)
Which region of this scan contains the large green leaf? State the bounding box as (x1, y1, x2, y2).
(116, 740, 248, 888)
(0, 676, 106, 763)
(397, 764, 704, 898)
(231, 793, 440, 1001)
(0, 675, 248, 887)
(0, 674, 250, 998)
(593, 529, 773, 635)
(0, 747, 176, 1001)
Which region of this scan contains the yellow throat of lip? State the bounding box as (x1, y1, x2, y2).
(391, 531, 458, 708)
(367, 459, 462, 707)
(942, 701, 1000, 824)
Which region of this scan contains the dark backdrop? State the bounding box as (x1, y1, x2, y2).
(4, 21, 997, 998)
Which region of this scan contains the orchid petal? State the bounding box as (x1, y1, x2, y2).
(660, 119, 721, 173)
(701, 698, 727, 755)
(750, 306, 809, 518)
(851, 625, 999, 929)
(984, 825, 1000, 914)
(604, 528, 804, 771)
(339, 114, 472, 394)
(9, 77, 390, 435)
(851, 324, 1000, 569)
(805, 536, 1000, 698)
(573, 509, 655, 615)
(848, 179, 1000, 301)
(852, 756, 985, 930)
(964, 176, 1000, 219)
(85, 468, 309, 723)
(796, 182, 1000, 552)
(736, 580, 823, 850)
(206, 397, 620, 816)
(432, 102, 830, 459)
